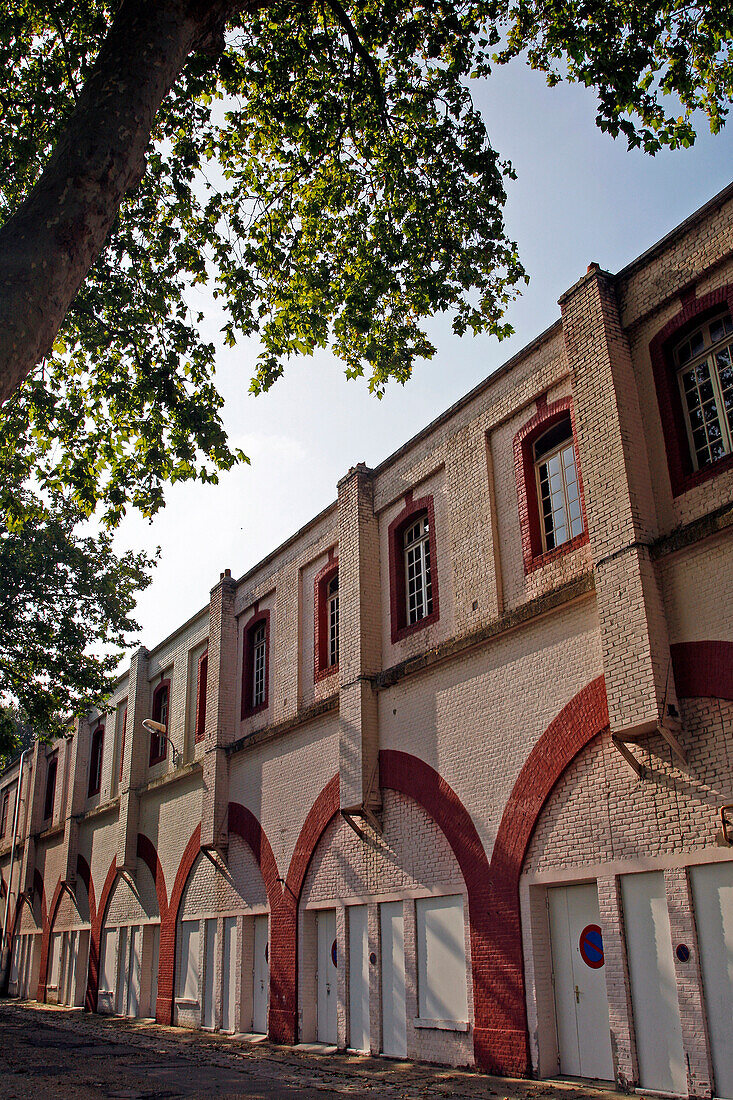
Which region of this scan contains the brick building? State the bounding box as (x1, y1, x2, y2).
(2, 183, 733, 1098)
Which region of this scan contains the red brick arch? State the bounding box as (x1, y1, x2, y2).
(156, 822, 201, 1025)
(380, 675, 610, 1075)
(87, 856, 117, 1012)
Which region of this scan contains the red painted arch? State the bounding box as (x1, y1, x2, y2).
(379, 676, 610, 1075)
(156, 823, 201, 1025)
(227, 802, 282, 912)
(265, 773, 341, 1044)
(86, 856, 117, 1012)
(136, 833, 169, 922)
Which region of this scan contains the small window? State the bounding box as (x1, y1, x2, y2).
(327, 574, 339, 666)
(241, 611, 269, 718)
(251, 622, 266, 709)
(315, 559, 339, 681)
(404, 513, 433, 625)
(533, 417, 584, 553)
(194, 650, 208, 743)
(0, 789, 10, 838)
(388, 496, 440, 644)
(88, 725, 104, 797)
(149, 682, 170, 766)
(44, 752, 58, 821)
(675, 312, 733, 471)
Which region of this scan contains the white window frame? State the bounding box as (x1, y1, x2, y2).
(534, 426, 583, 554)
(251, 620, 266, 709)
(403, 514, 433, 626)
(675, 312, 733, 471)
(327, 574, 339, 667)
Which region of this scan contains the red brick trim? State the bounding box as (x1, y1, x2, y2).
(241, 608, 271, 719)
(119, 706, 127, 782)
(387, 495, 440, 644)
(156, 823, 201, 1025)
(88, 724, 105, 797)
(86, 856, 117, 1012)
(34, 869, 48, 927)
(649, 284, 733, 497)
(314, 557, 339, 683)
(38, 877, 71, 1002)
(227, 803, 282, 911)
(513, 396, 589, 574)
(264, 773, 340, 1045)
(671, 639, 733, 701)
(76, 854, 97, 925)
(379, 750, 526, 1074)
(194, 650, 208, 743)
(149, 679, 171, 765)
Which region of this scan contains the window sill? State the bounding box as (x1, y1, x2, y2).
(314, 663, 339, 685)
(175, 998, 200, 1008)
(670, 451, 733, 497)
(391, 609, 440, 646)
(413, 1018, 469, 1032)
(524, 529, 589, 575)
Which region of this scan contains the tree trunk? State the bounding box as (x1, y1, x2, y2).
(0, 0, 231, 405)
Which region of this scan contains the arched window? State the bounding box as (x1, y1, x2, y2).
(513, 397, 588, 573)
(533, 417, 584, 553)
(314, 557, 339, 681)
(88, 725, 104, 797)
(387, 495, 440, 643)
(241, 610, 270, 718)
(674, 311, 733, 471)
(149, 681, 170, 765)
(195, 650, 208, 743)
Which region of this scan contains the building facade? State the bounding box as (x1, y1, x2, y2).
(2, 184, 733, 1098)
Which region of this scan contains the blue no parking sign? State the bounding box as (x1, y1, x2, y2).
(579, 924, 605, 969)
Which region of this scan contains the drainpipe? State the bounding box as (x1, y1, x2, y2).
(1, 749, 28, 989)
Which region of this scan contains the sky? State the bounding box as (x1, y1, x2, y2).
(113, 58, 733, 658)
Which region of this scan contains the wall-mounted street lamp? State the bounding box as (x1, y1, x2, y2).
(142, 719, 181, 768)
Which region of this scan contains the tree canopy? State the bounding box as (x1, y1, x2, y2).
(0, 0, 730, 744)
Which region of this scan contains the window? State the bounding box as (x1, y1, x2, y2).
(650, 287, 733, 496)
(415, 895, 468, 1025)
(533, 419, 584, 553)
(149, 681, 170, 766)
(0, 789, 9, 838)
(388, 494, 440, 644)
(194, 650, 208, 743)
(514, 397, 588, 573)
(314, 558, 339, 681)
(241, 610, 270, 718)
(88, 725, 104, 797)
(404, 514, 433, 625)
(675, 312, 733, 471)
(118, 706, 127, 782)
(43, 752, 58, 821)
(252, 622, 266, 708)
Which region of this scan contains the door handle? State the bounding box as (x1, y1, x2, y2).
(575, 985, 581, 1004)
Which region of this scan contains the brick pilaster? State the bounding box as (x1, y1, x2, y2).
(200, 569, 237, 852)
(19, 742, 43, 896)
(116, 646, 149, 871)
(61, 715, 93, 886)
(337, 464, 382, 812)
(561, 267, 680, 738)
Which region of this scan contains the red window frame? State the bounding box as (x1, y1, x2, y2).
(314, 556, 339, 682)
(43, 752, 58, 821)
(241, 608, 270, 719)
(118, 706, 127, 782)
(0, 789, 9, 838)
(387, 492, 440, 644)
(650, 284, 733, 497)
(194, 650, 208, 743)
(149, 680, 170, 766)
(513, 396, 589, 574)
(88, 725, 105, 797)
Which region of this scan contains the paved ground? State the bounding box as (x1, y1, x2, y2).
(0, 1001, 630, 1100)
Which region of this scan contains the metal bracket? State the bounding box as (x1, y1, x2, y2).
(611, 735, 646, 779)
(341, 805, 383, 850)
(717, 804, 733, 847)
